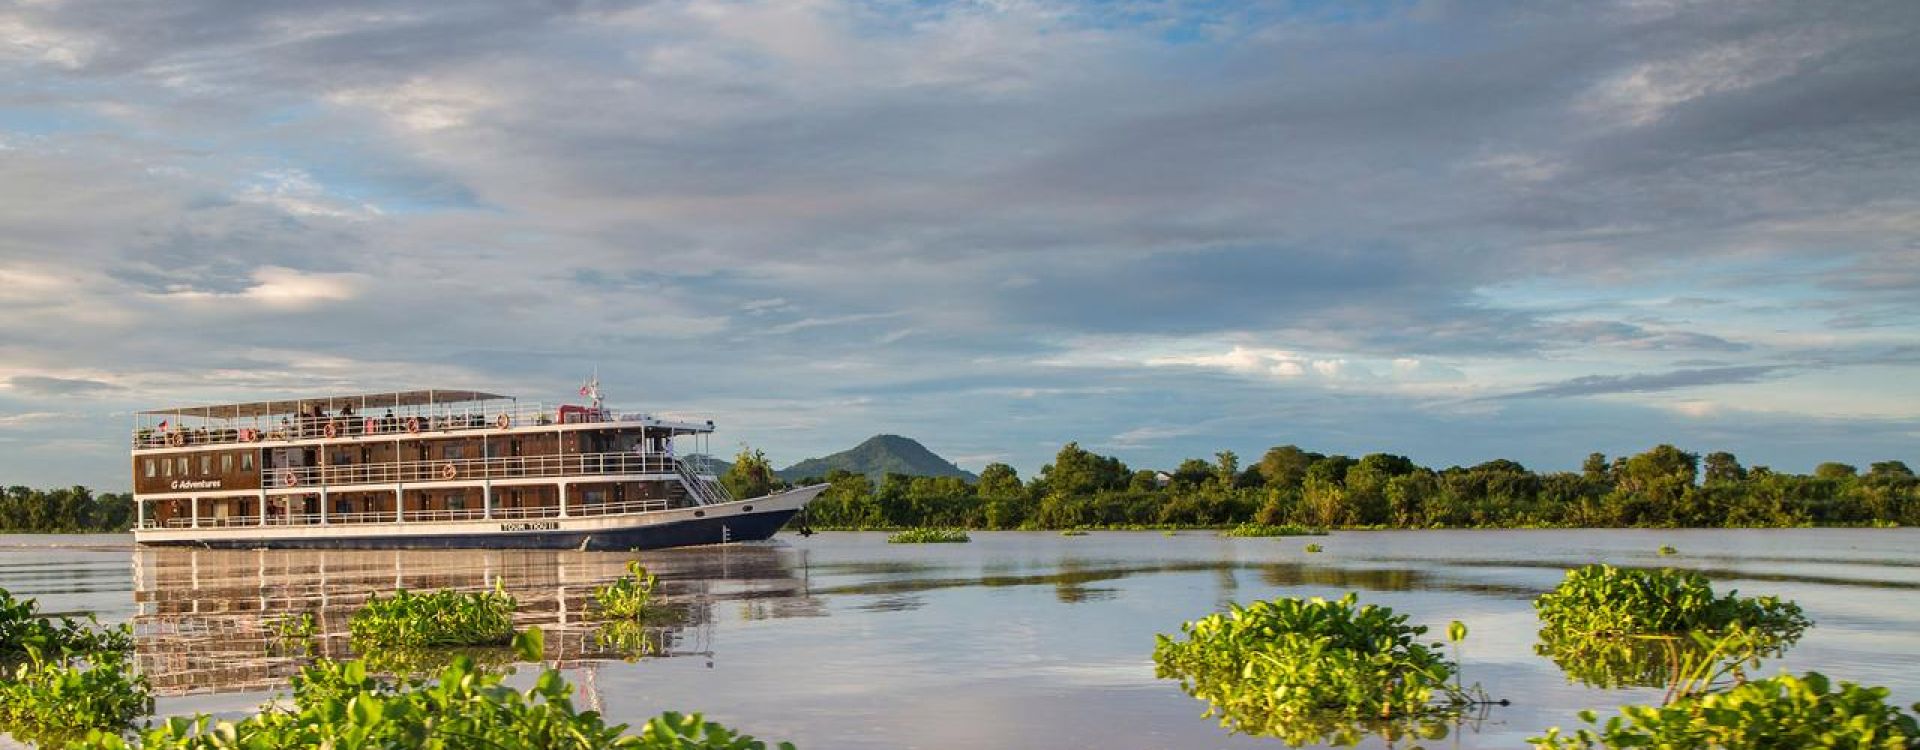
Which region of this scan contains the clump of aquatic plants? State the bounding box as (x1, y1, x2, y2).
(886, 528, 970, 543)
(1221, 522, 1326, 538)
(1531, 672, 1920, 749)
(1060, 529, 1089, 537)
(1, 645, 152, 747)
(1533, 565, 1810, 694)
(595, 619, 666, 660)
(1535, 565, 1809, 640)
(594, 561, 661, 619)
(1153, 593, 1484, 745)
(1658, 545, 1678, 556)
(0, 587, 131, 657)
(1304, 543, 1324, 553)
(75, 629, 794, 750)
(347, 587, 517, 649)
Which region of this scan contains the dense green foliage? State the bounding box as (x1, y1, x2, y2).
(594, 562, 661, 620)
(794, 442, 1920, 530)
(1, 587, 130, 657)
(1220, 522, 1325, 537)
(1535, 566, 1810, 640)
(1153, 593, 1476, 745)
(1, 647, 152, 747)
(76, 630, 794, 750)
(0, 486, 134, 532)
(348, 588, 517, 649)
(885, 528, 970, 543)
(1532, 672, 1920, 749)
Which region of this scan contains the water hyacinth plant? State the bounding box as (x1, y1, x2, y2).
(75, 629, 794, 750)
(594, 561, 660, 620)
(1531, 672, 1920, 749)
(347, 586, 517, 649)
(1, 587, 131, 657)
(1153, 593, 1486, 746)
(1304, 543, 1324, 553)
(1534, 565, 1810, 640)
(1220, 523, 1326, 538)
(0, 645, 152, 747)
(886, 528, 970, 543)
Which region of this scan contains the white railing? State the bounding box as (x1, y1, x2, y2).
(148, 497, 672, 530)
(263, 452, 686, 489)
(133, 403, 709, 449)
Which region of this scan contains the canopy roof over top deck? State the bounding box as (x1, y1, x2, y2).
(139, 389, 513, 420)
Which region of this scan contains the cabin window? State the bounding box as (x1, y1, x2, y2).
(444, 445, 466, 460)
(177, 457, 189, 476)
(221, 454, 233, 473)
(241, 453, 254, 472)
(144, 459, 157, 478)
(162, 459, 173, 478)
(449, 494, 466, 510)
(200, 454, 213, 475)
(584, 489, 606, 505)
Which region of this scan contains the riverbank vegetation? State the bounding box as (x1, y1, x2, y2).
(780, 443, 1920, 530)
(1220, 522, 1324, 537)
(0, 487, 133, 532)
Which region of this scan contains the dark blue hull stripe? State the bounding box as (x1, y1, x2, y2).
(140, 509, 799, 551)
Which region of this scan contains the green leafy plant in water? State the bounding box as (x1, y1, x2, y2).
(0, 644, 152, 747)
(1304, 543, 1324, 553)
(0, 587, 131, 658)
(1153, 593, 1488, 746)
(74, 629, 795, 749)
(347, 586, 517, 649)
(1531, 672, 1920, 749)
(595, 619, 666, 661)
(1060, 529, 1089, 537)
(594, 561, 661, 620)
(1532, 565, 1810, 694)
(886, 528, 970, 543)
(1658, 545, 1678, 556)
(1221, 523, 1327, 538)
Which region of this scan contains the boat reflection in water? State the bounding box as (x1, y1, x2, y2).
(131, 544, 817, 697)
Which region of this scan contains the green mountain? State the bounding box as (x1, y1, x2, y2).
(777, 435, 977, 483)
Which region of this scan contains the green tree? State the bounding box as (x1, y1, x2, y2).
(720, 447, 778, 501)
(1255, 446, 1320, 490)
(1702, 451, 1746, 485)
(1814, 462, 1858, 480)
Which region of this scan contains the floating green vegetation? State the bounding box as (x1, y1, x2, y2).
(1535, 565, 1810, 640)
(75, 629, 794, 750)
(1220, 523, 1326, 538)
(1531, 672, 1920, 749)
(1657, 545, 1678, 556)
(1, 646, 152, 747)
(1533, 565, 1810, 694)
(0, 587, 130, 657)
(595, 619, 666, 661)
(886, 528, 970, 543)
(1304, 543, 1324, 553)
(1060, 529, 1089, 537)
(1154, 593, 1487, 746)
(594, 561, 661, 620)
(347, 587, 517, 649)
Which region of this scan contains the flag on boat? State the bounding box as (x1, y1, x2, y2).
(157, 420, 169, 430)
(579, 375, 600, 401)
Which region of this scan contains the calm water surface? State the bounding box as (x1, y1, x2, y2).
(2, 529, 1917, 749)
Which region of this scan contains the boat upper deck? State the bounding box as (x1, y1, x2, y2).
(132, 388, 715, 451)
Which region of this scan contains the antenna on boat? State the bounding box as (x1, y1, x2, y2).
(579, 368, 603, 413)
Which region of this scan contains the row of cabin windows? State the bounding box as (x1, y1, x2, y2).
(320, 442, 507, 466)
(143, 452, 254, 479)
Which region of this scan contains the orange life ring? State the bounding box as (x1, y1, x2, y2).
(239, 428, 259, 442)
(281, 470, 299, 487)
(496, 413, 511, 430)
(406, 416, 421, 434)
(323, 420, 339, 439)
(440, 463, 458, 481)
(166, 431, 185, 448)
(363, 418, 376, 435)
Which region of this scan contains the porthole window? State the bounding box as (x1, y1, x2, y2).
(694, 510, 706, 517)
(742, 505, 753, 512)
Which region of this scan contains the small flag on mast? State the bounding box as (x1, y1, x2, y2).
(157, 420, 169, 430)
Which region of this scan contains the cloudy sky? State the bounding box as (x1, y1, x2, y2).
(2, 0, 1917, 490)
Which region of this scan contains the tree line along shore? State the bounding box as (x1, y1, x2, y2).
(3, 443, 1915, 533)
(723, 443, 1920, 531)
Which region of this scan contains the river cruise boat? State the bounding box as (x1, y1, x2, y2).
(129, 388, 824, 550)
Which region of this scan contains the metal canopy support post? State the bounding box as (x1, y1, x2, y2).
(483, 480, 493, 520)
(559, 482, 569, 518)
(190, 498, 199, 529)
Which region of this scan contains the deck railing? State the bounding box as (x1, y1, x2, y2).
(148, 497, 674, 530)
(260, 452, 705, 489)
(132, 404, 711, 449)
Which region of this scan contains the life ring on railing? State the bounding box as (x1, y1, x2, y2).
(440, 463, 458, 481)
(496, 413, 511, 430)
(166, 431, 185, 448)
(280, 470, 299, 487)
(406, 416, 421, 434)
(239, 428, 260, 442)
(363, 418, 376, 435)
(323, 420, 339, 439)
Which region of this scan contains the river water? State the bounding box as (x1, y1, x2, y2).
(2, 529, 1917, 749)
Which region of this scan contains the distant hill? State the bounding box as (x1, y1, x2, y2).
(777, 435, 977, 483)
